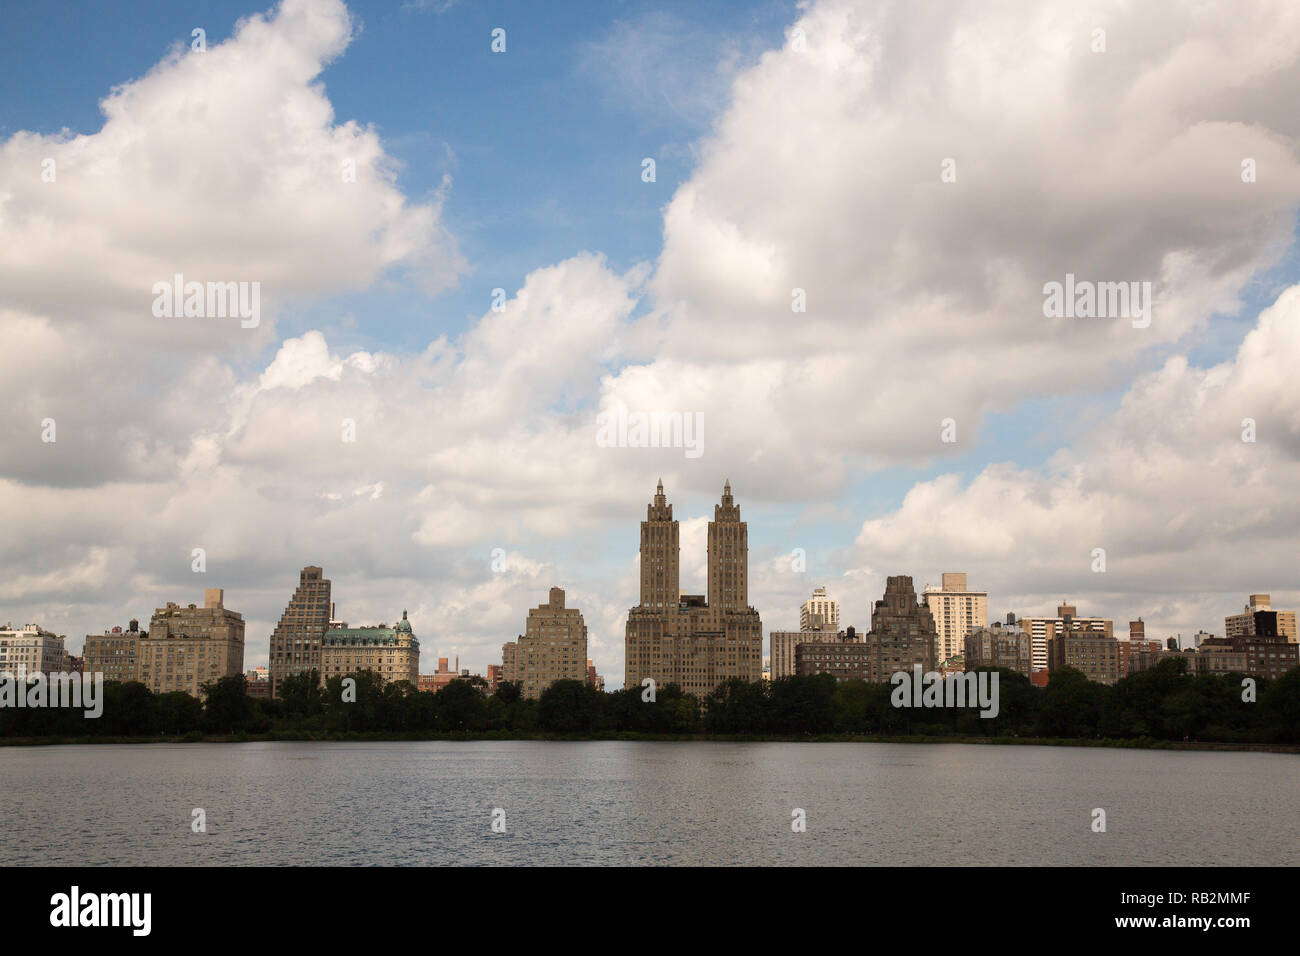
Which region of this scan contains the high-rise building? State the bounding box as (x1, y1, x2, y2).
(624, 480, 763, 699)
(515, 587, 588, 699)
(800, 587, 840, 632)
(1018, 603, 1113, 671)
(922, 573, 987, 664)
(319, 610, 420, 687)
(139, 589, 245, 697)
(83, 619, 143, 683)
(769, 631, 805, 679)
(863, 576, 937, 681)
(268, 566, 332, 697)
(501, 640, 518, 685)
(0, 623, 65, 677)
(1225, 594, 1297, 643)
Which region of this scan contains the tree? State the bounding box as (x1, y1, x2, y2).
(1037, 667, 1103, 737)
(436, 678, 486, 732)
(537, 679, 601, 733)
(278, 669, 324, 719)
(201, 674, 253, 734)
(156, 691, 203, 734)
(1262, 668, 1300, 743)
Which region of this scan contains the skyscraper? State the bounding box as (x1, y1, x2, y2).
(639, 479, 679, 610)
(268, 565, 332, 697)
(922, 572, 987, 664)
(863, 576, 937, 680)
(708, 482, 747, 613)
(624, 480, 763, 700)
(515, 587, 588, 699)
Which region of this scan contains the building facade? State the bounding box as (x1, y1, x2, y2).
(964, 623, 1033, 675)
(268, 566, 332, 697)
(1197, 625, 1299, 681)
(139, 589, 245, 697)
(1118, 636, 1164, 678)
(319, 610, 420, 687)
(800, 587, 840, 632)
(769, 631, 806, 680)
(863, 576, 938, 681)
(1019, 603, 1113, 671)
(501, 641, 518, 685)
(515, 587, 588, 699)
(923, 573, 988, 664)
(244, 667, 272, 698)
(1048, 632, 1122, 684)
(794, 627, 867, 681)
(83, 619, 143, 683)
(1225, 594, 1298, 643)
(0, 623, 65, 677)
(419, 656, 461, 693)
(624, 481, 764, 700)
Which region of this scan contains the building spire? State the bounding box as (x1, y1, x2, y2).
(653, 478, 667, 509)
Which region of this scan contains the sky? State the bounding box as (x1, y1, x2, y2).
(2, 0, 1299, 687)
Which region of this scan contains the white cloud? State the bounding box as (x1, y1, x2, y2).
(853, 283, 1300, 638)
(4, 0, 1300, 688)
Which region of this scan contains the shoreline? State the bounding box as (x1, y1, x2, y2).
(2, 732, 1297, 753)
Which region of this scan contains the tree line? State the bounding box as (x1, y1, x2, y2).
(2, 657, 1298, 743)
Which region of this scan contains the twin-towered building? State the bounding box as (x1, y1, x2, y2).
(624, 480, 764, 699)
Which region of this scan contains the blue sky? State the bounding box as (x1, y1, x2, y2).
(1, 0, 794, 347)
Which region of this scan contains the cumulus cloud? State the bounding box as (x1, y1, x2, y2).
(608, 0, 1300, 485)
(853, 283, 1300, 639)
(4, 0, 1300, 686)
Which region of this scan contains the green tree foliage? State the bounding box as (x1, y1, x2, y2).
(2, 664, 1297, 743)
(201, 674, 254, 734)
(537, 679, 603, 733)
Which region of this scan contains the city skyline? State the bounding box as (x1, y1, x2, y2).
(17, 477, 1297, 693)
(4, 0, 1300, 690)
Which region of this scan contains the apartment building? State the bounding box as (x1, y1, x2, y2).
(923, 573, 987, 664)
